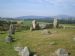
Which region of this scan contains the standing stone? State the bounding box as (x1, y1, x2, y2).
(53, 18, 59, 28)
(32, 20, 36, 29)
(55, 48, 69, 56)
(5, 24, 15, 43)
(12, 24, 16, 34)
(8, 24, 12, 36)
(32, 20, 40, 30)
(8, 24, 16, 35)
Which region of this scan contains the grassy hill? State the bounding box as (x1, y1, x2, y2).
(0, 28, 75, 56)
(0, 20, 75, 56)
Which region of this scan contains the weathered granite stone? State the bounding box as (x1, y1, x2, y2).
(20, 47, 30, 56)
(5, 35, 13, 43)
(32, 20, 40, 30)
(14, 46, 23, 52)
(14, 46, 30, 56)
(55, 48, 69, 56)
(8, 24, 16, 35)
(72, 37, 75, 41)
(53, 18, 59, 28)
(42, 29, 51, 35)
(50, 42, 56, 45)
(33, 54, 37, 56)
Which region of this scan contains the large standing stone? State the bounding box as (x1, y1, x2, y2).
(8, 24, 16, 35)
(55, 48, 69, 56)
(31, 20, 40, 30)
(32, 20, 36, 29)
(53, 18, 59, 28)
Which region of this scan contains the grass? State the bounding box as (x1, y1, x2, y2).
(0, 28, 75, 56)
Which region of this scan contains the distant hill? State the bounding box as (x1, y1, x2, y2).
(0, 15, 75, 24)
(16, 15, 75, 20)
(16, 16, 52, 19)
(0, 15, 75, 20)
(53, 15, 75, 19)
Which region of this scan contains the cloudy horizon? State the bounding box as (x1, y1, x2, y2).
(0, 0, 75, 17)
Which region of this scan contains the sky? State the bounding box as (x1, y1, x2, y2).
(0, 0, 75, 17)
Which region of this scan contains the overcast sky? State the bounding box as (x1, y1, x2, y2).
(0, 0, 75, 17)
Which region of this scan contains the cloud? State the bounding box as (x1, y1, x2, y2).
(28, 0, 75, 6)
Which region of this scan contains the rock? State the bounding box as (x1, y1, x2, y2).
(50, 42, 56, 45)
(72, 37, 75, 41)
(20, 47, 30, 56)
(5, 35, 13, 43)
(14, 46, 23, 52)
(39, 23, 53, 29)
(33, 54, 37, 56)
(42, 29, 51, 35)
(55, 48, 69, 56)
(15, 46, 30, 56)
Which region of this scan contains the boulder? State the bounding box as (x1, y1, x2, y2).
(55, 48, 69, 56)
(20, 47, 30, 56)
(50, 42, 56, 45)
(33, 54, 37, 56)
(14, 46, 30, 56)
(5, 35, 14, 43)
(14, 46, 23, 52)
(42, 29, 51, 35)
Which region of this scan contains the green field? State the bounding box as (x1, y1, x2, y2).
(0, 21, 75, 56)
